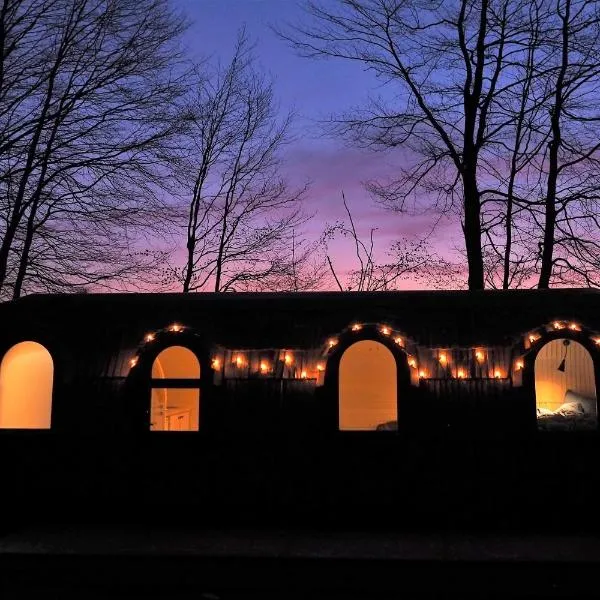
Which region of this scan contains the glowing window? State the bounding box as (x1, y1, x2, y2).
(339, 340, 398, 431)
(535, 339, 597, 431)
(150, 346, 200, 432)
(0, 341, 53, 429)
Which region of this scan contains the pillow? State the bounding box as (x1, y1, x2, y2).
(564, 389, 597, 416)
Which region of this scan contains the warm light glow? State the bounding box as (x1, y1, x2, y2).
(152, 346, 200, 379)
(494, 369, 502, 379)
(316, 363, 325, 371)
(553, 321, 564, 330)
(529, 334, 540, 344)
(300, 370, 307, 379)
(328, 338, 338, 349)
(439, 352, 447, 364)
(129, 357, 138, 368)
(169, 323, 183, 333)
(0, 341, 53, 429)
(394, 336, 403, 346)
(211, 358, 220, 370)
(284, 352, 293, 365)
(408, 356, 417, 368)
(516, 360, 524, 370)
(259, 360, 269, 373)
(351, 323, 362, 331)
(569, 322, 581, 331)
(380, 326, 390, 335)
(234, 354, 245, 367)
(418, 369, 427, 379)
(594, 338, 600, 346)
(475, 350, 484, 361)
(145, 333, 155, 343)
(457, 368, 466, 379)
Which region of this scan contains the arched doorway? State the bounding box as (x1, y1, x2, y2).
(0, 341, 53, 429)
(535, 338, 597, 431)
(150, 345, 200, 431)
(339, 340, 398, 430)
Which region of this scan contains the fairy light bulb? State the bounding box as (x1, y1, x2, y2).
(516, 360, 524, 370)
(529, 334, 538, 344)
(260, 361, 269, 373)
(328, 338, 338, 349)
(457, 368, 466, 379)
(439, 352, 447, 364)
(569, 322, 580, 331)
(394, 336, 403, 346)
(475, 350, 484, 362)
(553, 321, 564, 330)
(408, 356, 417, 368)
(211, 358, 221, 370)
(284, 352, 293, 365)
(418, 369, 427, 379)
(129, 357, 138, 368)
(351, 323, 362, 332)
(380, 326, 390, 335)
(316, 363, 324, 372)
(169, 323, 183, 333)
(494, 369, 502, 379)
(300, 370, 307, 379)
(145, 333, 155, 343)
(235, 354, 245, 367)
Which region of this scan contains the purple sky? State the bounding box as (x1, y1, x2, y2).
(178, 0, 460, 285)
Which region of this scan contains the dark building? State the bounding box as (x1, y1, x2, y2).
(0, 289, 599, 530)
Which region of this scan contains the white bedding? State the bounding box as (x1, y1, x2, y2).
(537, 391, 597, 432)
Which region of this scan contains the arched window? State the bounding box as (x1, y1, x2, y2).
(339, 340, 397, 431)
(150, 346, 200, 432)
(535, 339, 597, 431)
(0, 341, 53, 429)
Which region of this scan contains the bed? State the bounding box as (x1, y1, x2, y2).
(537, 389, 597, 432)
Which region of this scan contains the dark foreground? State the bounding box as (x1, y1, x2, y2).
(2, 526, 600, 598)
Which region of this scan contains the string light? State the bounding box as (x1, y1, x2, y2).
(569, 322, 581, 331)
(129, 357, 138, 368)
(328, 338, 338, 349)
(380, 326, 391, 335)
(516, 360, 524, 370)
(394, 336, 403, 346)
(284, 352, 293, 365)
(300, 370, 307, 379)
(593, 338, 600, 346)
(316, 363, 325, 372)
(494, 369, 502, 379)
(439, 352, 447, 364)
(475, 350, 484, 362)
(418, 369, 427, 379)
(145, 333, 155, 343)
(234, 354, 245, 367)
(259, 360, 269, 374)
(211, 358, 221, 370)
(553, 321, 564, 330)
(169, 323, 183, 333)
(351, 323, 362, 332)
(457, 368, 466, 379)
(528, 334, 539, 344)
(408, 356, 417, 368)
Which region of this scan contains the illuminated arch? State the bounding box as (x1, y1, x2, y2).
(0, 341, 53, 429)
(150, 346, 200, 432)
(535, 338, 597, 429)
(339, 340, 397, 431)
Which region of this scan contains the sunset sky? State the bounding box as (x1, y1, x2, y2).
(179, 0, 461, 285)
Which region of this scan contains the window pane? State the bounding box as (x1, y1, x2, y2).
(536, 339, 597, 431)
(0, 341, 53, 429)
(339, 340, 397, 431)
(150, 388, 199, 431)
(152, 346, 200, 379)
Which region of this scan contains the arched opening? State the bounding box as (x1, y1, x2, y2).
(535, 339, 597, 431)
(150, 346, 200, 432)
(0, 341, 53, 429)
(339, 340, 397, 431)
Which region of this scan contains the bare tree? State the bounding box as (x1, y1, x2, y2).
(0, 0, 188, 299)
(174, 32, 310, 293)
(323, 193, 463, 291)
(280, 0, 538, 290)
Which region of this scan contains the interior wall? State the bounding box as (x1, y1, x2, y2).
(535, 339, 596, 412)
(0, 341, 53, 429)
(339, 340, 397, 430)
